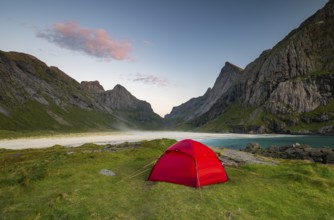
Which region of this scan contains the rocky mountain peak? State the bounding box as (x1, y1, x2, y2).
(100, 84, 154, 113)
(165, 61, 243, 120)
(223, 61, 244, 72)
(80, 80, 105, 93)
(214, 62, 243, 88)
(112, 84, 128, 93)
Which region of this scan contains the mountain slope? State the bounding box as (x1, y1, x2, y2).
(168, 0, 334, 134)
(0, 51, 162, 133)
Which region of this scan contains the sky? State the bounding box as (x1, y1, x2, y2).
(0, 0, 329, 117)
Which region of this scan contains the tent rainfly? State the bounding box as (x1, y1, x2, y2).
(148, 139, 228, 187)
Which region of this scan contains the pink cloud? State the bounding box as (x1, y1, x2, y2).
(128, 73, 169, 86)
(37, 21, 132, 61)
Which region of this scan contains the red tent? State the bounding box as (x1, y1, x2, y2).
(148, 139, 228, 187)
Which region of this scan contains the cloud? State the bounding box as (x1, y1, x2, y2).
(37, 21, 132, 61)
(128, 73, 169, 86)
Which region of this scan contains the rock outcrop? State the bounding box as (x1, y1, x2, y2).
(80, 81, 105, 93)
(219, 148, 277, 167)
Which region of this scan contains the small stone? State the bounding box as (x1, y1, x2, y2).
(99, 169, 115, 176)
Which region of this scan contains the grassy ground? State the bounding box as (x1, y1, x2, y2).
(1, 139, 334, 219)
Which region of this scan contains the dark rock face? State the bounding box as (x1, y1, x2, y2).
(243, 142, 334, 164)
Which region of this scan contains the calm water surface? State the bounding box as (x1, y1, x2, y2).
(199, 135, 334, 150)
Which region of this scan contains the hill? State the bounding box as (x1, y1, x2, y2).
(0, 50, 163, 134)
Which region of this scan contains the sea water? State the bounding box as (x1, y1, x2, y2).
(199, 135, 334, 150)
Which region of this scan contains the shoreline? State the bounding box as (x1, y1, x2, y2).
(0, 131, 294, 150)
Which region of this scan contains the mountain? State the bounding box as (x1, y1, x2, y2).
(165, 62, 243, 121)
(0, 50, 162, 132)
(167, 0, 334, 135)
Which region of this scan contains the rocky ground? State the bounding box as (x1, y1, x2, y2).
(217, 148, 277, 167)
(242, 142, 334, 164)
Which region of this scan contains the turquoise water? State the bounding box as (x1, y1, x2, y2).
(199, 135, 334, 150)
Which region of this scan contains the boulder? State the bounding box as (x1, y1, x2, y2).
(244, 142, 262, 153)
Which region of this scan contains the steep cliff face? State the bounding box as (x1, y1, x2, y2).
(0, 51, 162, 131)
(242, 0, 334, 112)
(265, 77, 330, 114)
(168, 0, 334, 134)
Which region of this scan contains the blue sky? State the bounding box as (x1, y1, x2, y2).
(0, 0, 328, 116)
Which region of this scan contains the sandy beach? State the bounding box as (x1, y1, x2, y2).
(0, 131, 269, 150)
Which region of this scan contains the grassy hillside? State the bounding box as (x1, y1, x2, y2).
(0, 99, 165, 139)
(0, 100, 122, 137)
(1, 139, 334, 219)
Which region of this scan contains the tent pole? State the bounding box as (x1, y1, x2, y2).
(195, 160, 203, 199)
